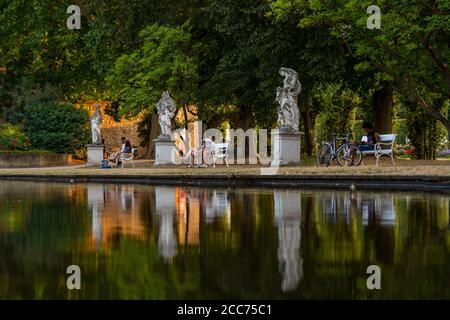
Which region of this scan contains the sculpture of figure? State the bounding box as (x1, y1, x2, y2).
(156, 91, 177, 140)
(276, 67, 301, 133)
(90, 104, 102, 144)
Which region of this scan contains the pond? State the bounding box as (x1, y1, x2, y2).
(0, 181, 449, 299)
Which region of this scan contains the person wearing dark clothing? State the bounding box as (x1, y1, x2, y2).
(359, 122, 381, 152)
(347, 122, 381, 165)
(124, 140, 132, 154)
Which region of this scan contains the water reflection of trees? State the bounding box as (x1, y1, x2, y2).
(84, 185, 408, 296)
(0, 181, 449, 299)
(87, 184, 147, 250)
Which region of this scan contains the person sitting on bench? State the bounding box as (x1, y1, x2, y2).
(109, 137, 127, 166)
(347, 122, 381, 165)
(359, 122, 381, 152)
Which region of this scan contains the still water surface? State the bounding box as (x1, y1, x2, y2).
(0, 181, 449, 299)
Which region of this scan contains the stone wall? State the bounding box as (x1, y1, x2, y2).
(0, 154, 69, 168)
(83, 101, 147, 158)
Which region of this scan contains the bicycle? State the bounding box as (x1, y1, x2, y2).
(316, 132, 363, 167)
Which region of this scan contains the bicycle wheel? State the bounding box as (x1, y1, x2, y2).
(336, 144, 362, 167)
(316, 144, 334, 167)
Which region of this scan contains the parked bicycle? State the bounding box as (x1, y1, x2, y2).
(316, 132, 362, 167)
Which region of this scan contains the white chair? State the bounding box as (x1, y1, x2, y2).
(210, 142, 230, 167)
(120, 148, 137, 168)
(361, 134, 397, 166)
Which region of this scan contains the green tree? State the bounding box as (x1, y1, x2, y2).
(24, 101, 90, 153)
(271, 0, 450, 141)
(194, 0, 351, 154)
(0, 0, 96, 98)
(106, 24, 198, 118)
(405, 97, 448, 159)
(314, 83, 361, 144)
(0, 123, 30, 151)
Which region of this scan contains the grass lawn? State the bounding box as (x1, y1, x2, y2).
(0, 158, 449, 177)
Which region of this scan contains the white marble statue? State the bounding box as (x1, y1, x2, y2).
(156, 91, 177, 140)
(276, 67, 301, 133)
(90, 104, 102, 144)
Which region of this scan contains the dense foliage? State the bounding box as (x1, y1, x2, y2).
(24, 102, 90, 154)
(0, 0, 449, 158)
(106, 24, 198, 117)
(0, 123, 30, 150)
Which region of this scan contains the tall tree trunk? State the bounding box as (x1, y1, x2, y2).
(182, 105, 189, 129)
(236, 104, 255, 159)
(373, 84, 394, 133)
(301, 109, 316, 156)
(237, 104, 255, 130)
(148, 113, 160, 160)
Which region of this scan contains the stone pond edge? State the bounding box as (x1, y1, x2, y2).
(0, 174, 449, 193)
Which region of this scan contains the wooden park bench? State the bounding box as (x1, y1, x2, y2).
(361, 134, 397, 166)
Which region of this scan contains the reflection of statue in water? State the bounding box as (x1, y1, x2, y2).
(278, 220, 303, 292)
(87, 184, 105, 249)
(90, 104, 102, 144)
(156, 91, 177, 140)
(155, 187, 177, 262)
(274, 191, 303, 292)
(276, 67, 301, 133)
(158, 211, 177, 262)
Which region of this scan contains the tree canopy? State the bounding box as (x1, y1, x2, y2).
(0, 0, 448, 158)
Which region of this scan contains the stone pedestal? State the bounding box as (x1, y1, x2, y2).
(86, 144, 104, 166)
(271, 130, 301, 166)
(154, 139, 176, 166)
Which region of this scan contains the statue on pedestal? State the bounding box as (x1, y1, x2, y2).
(276, 67, 301, 133)
(90, 104, 102, 144)
(156, 91, 177, 141)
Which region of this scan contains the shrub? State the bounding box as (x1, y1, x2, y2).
(24, 101, 90, 154)
(0, 123, 30, 150)
(0, 149, 51, 154)
(405, 101, 447, 160)
(314, 84, 360, 147)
